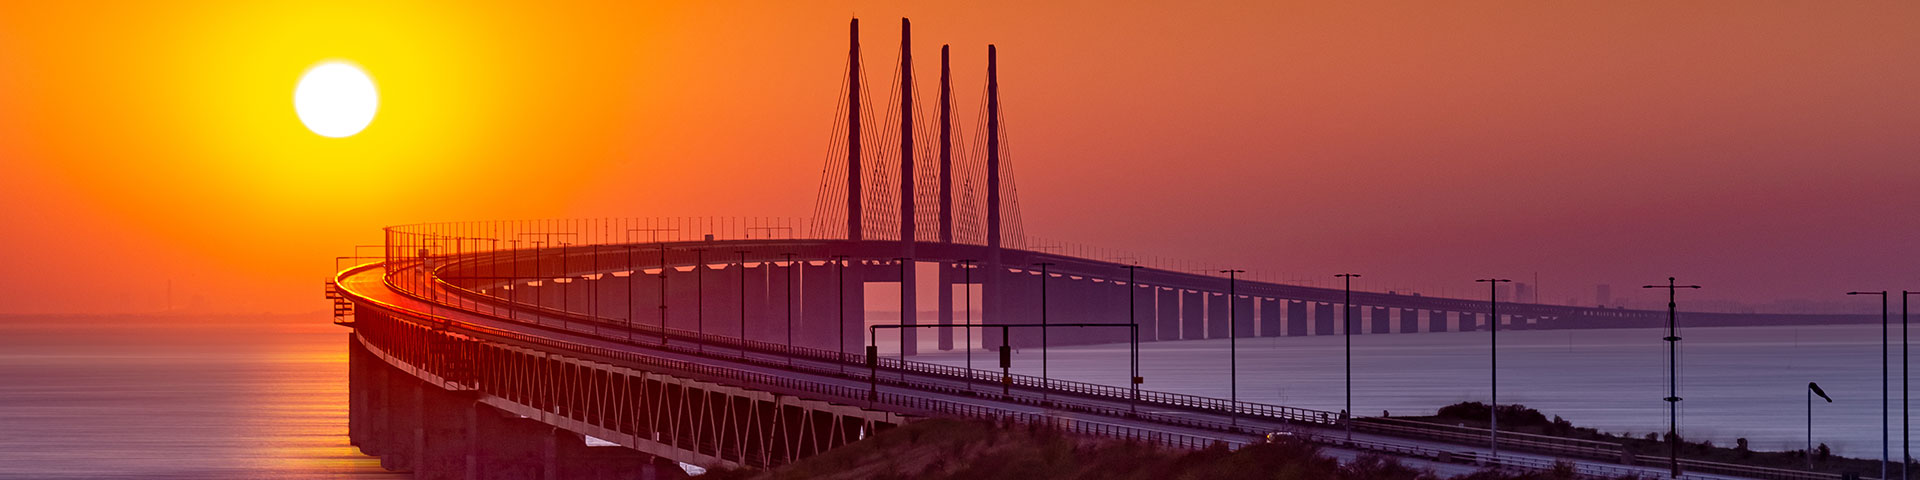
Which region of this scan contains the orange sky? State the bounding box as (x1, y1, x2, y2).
(1, 2, 1915, 314)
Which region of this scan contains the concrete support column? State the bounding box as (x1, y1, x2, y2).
(1181, 290, 1205, 340)
(1371, 306, 1391, 334)
(1399, 308, 1420, 333)
(1156, 288, 1180, 340)
(1286, 301, 1308, 336)
(1314, 302, 1336, 336)
(937, 263, 953, 350)
(1258, 298, 1281, 338)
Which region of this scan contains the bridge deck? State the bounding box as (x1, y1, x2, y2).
(338, 261, 1769, 480)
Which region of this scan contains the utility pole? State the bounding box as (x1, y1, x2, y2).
(1476, 277, 1511, 459)
(1222, 269, 1245, 429)
(1337, 273, 1361, 441)
(1644, 277, 1699, 479)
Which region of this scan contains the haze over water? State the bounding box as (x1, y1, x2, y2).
(918, 323, 1909, 459)
(0, 314, 399, 479)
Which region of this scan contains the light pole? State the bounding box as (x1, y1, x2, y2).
(1809, 381, 1833, 469)
(784, 253, 797, 368)
(1850, 289, 1890, 480)
(1644, 277, 1699, 479)
(1222, 269, 1245, 429)
(896, 257, 912, 370)
(1904, 290, 1915, 480)
(694, 248, 707, 354)
(1034, 262, 1055, 403)
(960, 259, 977, 392)
(1124, 264, 1145, 414)
(1336, 272, 1360, 440)
(1476, 277, 1511, 459)
(736, 250, 750, 358)
(833, 255, 850, 374)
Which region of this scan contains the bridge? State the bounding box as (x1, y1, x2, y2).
(327, 18, 1862, 480)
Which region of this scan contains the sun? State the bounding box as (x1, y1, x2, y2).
(293, 61, 378, 138)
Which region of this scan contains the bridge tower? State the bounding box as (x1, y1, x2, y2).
(898, 18, 919, 355)
(846, 19, 862, 241)
(983, 44, 1004, 350)
(936, 44, 955, 351)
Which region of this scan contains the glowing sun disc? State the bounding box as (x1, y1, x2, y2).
(293, 61, 378, 137)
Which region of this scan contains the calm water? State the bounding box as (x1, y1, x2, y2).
(917, 323, 1913, 459)
(0, 314, 399, 479)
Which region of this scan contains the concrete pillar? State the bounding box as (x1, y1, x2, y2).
(801, 262, 840, 350)
(1286, 301, 1308, 336)
(743, 264, 770, 343)
(937, 263, 953, 350)
(1205, 293, 1228, 339)
(1233, 295, 1256, 339)
(1156, 288, 1180, 341)
(1181, 290, 1205, 340)
(1258, 298, 1281, 338)
(382, 361, 421, 472)
(1427, 310, 1449, 333)
(1371, 306, 1391, 334)
(1134, 284, 1157, 342)
(417, 384, 476, 479)
(1399, 308, 1419, 334)
(1314, 302, 1335, 336)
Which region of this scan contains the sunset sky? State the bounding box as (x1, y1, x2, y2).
(0, 2, 1914, 314)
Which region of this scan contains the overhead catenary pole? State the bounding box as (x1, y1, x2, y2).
(1476, 277, 1512, 459)
(1644, 277, 1699, 479)
(1221, 269, 1246, 428)
(1124, 264, 1145, 414)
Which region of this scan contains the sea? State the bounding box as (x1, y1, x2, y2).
(0, 314, 1907, 479)
(915, 322, 1913, 459)
(0, 314, 400, 479)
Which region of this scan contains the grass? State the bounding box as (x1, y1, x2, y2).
(1400, 401, 1896, 476)
(701, 417, 1654, 480)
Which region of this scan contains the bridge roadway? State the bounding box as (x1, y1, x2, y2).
(337, 259, 1789, 480)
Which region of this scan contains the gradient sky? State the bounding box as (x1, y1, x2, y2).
(0, 1, 1914, 314)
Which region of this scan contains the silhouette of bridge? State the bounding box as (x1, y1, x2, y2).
(327, 18, 1859, 480)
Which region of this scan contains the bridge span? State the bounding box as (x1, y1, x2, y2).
(327, 228, 1834, 480)
(325, 17, 1858, 479)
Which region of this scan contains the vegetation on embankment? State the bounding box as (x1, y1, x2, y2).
(702, 417, 1648, 480)
(1401, 402, 1890, 475)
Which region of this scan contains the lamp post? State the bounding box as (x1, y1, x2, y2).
(1904, 290, 1915, 480)
(960, 259, 977, 392)
(1644, 277, 1699, 479)
(694, 248, 707, 354)
(784, 253, 797, 368)
(1336, 272, 1360, 440)
(1222, 269, 1245, 429)
(1124, 264, 1145, 414)
(1809, 381, 1834, 469)
(1034, 262, 1055, 403)
(736, 250, 750, 358)
(833, 255, 850, 375)
(1476, 277, 1511, 459)
(1850, 290, 1890, 480)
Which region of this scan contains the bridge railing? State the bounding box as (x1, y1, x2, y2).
(381, 239, 1850, 479)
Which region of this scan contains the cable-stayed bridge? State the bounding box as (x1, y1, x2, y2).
(327, 18, 1859, 480)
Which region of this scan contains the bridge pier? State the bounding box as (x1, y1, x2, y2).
(1399, 308, 1419, 333)
(1156, 288, 1180, 340)
(1427, 310, 1448, 333)
(937, 262, 953, 350)
(1370, 306, 1390, 334)
(1286, 300, 1308, 336)
(1314, 302, 1335, 336)
(1258, 298, 1281, 338)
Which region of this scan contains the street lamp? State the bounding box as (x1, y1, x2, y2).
(833, 255, 850, 375)
(1644, 277, 1699, 479)
(1222, 269, 1245, 429)
(1809, 382, 1834, 469)
(1904, 290, 1916, 480)
(783, 253, 797, 368)
(737, 250, 750, 358)
(1336, 272, 1360, 440)
(1034, 262, 1055, 403)
(1850, 289, 1890, 480)
(1476, 277, 1511, 459)
(1124, 264, 1146, 414)
(959, 259, 977, 392)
